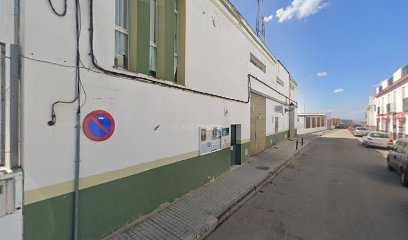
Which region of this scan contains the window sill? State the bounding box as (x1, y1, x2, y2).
(111, 65, 184, 86)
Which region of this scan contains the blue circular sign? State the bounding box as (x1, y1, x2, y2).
(83, 110, 115, 141)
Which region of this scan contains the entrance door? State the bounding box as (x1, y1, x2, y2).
(250, 93, 266, 156)
(230, 125, 237, 166)
(393, 117, 397, 140)
(289, 110, 295, 138)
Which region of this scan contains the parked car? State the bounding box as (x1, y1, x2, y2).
(353, 127, 369, 137)
(387, 138, 408, 186)
(362, 132, 393, 149)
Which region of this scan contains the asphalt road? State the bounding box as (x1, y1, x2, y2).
(207, 130, 408, 240)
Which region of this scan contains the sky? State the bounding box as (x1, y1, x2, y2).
(229, 0, 408, 121)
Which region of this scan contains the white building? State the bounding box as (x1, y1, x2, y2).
(0, 1, 298, 240)
(297, 113, 331, 134)
(366, 65, 408, 139)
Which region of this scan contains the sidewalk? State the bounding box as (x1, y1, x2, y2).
(106, 134, 318, 240)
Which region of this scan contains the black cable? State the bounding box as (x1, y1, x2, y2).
(48, 0, 67, 17)
(88, 0, 297, 107)
(47, 0, 88, 126)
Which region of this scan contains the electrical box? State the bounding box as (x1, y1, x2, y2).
(0, 178, 15, 217)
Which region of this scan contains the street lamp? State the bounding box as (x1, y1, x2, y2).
(285, 102, 296, 113)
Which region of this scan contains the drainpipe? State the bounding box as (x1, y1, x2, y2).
(73, 1, 81, 239)
(14, 0, 20, 45)
(10, 0, 21, 169)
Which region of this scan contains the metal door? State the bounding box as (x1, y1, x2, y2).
(289, 110, 295, 138)
(250, 93, 266, 155)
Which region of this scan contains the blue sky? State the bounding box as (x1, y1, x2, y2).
(229, 0, 408, 120)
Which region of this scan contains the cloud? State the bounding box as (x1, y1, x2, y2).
(333, 88, 344, 93)
(276, 0, 329, 23)
(264, 15, 274, 23)
(317, 72, 328, 77)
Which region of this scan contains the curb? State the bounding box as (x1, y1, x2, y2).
(199, 136, 315, 240)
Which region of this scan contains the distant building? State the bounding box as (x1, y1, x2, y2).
(366, 64, 408, 139)
(341, 119, 353, 126)
(298, 113, 331, 134)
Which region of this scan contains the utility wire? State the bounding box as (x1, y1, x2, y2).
(48, 0, 67, 17)
(88, 0, 297, 106)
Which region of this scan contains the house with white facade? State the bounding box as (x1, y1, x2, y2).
(0, 1, 298, 239)
(366, 65, 408, 139)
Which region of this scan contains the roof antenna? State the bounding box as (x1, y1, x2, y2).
(256, 0, 266, 42)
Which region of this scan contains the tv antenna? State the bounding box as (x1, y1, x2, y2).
(256, 0, 266, 42)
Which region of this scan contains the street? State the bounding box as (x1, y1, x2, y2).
(207, 130, 408, 240)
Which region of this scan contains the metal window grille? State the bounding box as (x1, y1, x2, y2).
(149, 0, 159, 73)
(115, 0, 129, 69)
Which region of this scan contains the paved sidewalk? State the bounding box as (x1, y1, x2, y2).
(106, 134, 317, 240)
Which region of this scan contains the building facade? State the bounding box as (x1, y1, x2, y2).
(366, 65, 408, 139)
(0, 1, 298, 240)
(297, 113, 331, 134)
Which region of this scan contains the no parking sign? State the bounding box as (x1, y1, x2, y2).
(83, 110, 115, 141)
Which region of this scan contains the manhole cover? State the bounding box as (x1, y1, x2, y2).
(256, 166, 270, 170)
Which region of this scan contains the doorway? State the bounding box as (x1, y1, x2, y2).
(250, 93, 266, 156)
(288, 109, 295, 138)
(230, 125, 238, 167)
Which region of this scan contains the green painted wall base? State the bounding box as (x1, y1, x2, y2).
(236, 142, 250, 164)
(265, 130, 289, 149)
(24, 149, 230, 240)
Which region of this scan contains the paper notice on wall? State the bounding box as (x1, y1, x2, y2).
(221, 127, 230, 148)
(211, 127, 222, 152)
(199, 128, 211, 155)
(200, 127, 223, 155)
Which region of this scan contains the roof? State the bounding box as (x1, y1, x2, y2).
(375, 73, 408, 98)
(298, 113, 327, 117)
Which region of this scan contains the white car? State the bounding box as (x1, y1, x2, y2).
(353, 127, 369, 137)
(362, 132, 394, 149)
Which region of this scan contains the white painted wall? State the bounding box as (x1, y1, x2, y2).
(297, 115, 328, 135)
(18, 0, 297, 193)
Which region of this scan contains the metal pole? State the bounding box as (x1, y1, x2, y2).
(0, 43, 5, 166)
(9, 45, 20, 169)
(296, 140, 298, 150)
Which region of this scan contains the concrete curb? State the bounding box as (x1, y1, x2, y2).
(199, 136, 315, 240)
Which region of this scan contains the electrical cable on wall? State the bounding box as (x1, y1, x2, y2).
(48, 0, 68, 17)
(47, 0, 87, 126)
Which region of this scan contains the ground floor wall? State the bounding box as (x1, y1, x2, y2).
(22, 133, 285, 240)
(377, 117, 407, 139)
(24, 147, 236, 240)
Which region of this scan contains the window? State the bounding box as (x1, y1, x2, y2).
(277, 78, 284, 87)
(290, 82, 295, 90)
(149, 0, 159, 75)
(115, 0, 129, 69)
(250, 53, 266, 73)
(174, 0, 179, 82)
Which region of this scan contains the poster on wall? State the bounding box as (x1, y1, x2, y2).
(221, 127, 230, 148)
(211, 127, 222, 151)
(199, 127, 223, 155)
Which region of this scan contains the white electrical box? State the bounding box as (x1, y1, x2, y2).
(0, 170, 23, 240)
(0, 178, 15, 217)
